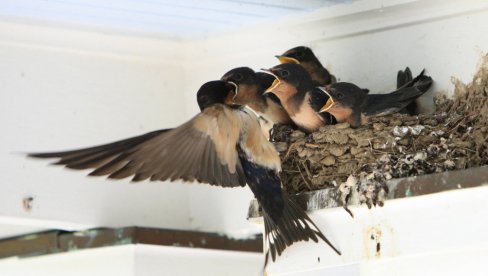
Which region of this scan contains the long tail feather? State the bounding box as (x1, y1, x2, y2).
(262, 193, 341, 267)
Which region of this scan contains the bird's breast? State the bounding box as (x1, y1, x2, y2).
(291, 111, 324, 133)
(289, 97, 325, 133)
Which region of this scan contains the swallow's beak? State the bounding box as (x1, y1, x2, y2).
(260, 68, 281, 94)
(320, 98, 334, 112)
(275, 55, 299, 64)
(318, 87, 334, 113)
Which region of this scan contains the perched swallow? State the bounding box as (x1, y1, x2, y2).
(28, 80, 340, 266)
(221, 67, 293, 126)
(276, 46, 336, 86)
(320, 70, 433, 127)
(262, 63, 336, 133)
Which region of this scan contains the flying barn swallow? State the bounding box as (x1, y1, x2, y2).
(320, 70, 433, 127)
(28, 80, 341, 266)
(262, 63, 336, 133)
(221, 67, 293, 126)
(276, 46, 337, 86)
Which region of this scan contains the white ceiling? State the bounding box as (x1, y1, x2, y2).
(0, 0, 350, 39)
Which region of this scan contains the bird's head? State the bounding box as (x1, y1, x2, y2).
(261, 63, 314, 100)
(275, 46, 316, 64)
(196, 80, 238, 111)
(221, 67, 279, 107)
(221, 67, 256, 86)
(319, 82, 366, 127)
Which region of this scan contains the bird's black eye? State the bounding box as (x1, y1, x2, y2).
(295, 51, 304, 58)
(335, 92, 344, 100)
(281, 70, 290, 78)
(234, 73, 243, 81)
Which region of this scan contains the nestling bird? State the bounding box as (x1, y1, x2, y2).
(319, 70, 433, 127)
(262, 63, 336, 133)
(276, 46, 336, 86)
(28, 80, 341, 266)
(221, 67, 293, 125)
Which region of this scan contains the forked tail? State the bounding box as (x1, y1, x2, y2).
(262, 193, 341, 267)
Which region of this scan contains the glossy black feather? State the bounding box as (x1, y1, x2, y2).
(397, 67, 418, 115)
(397, 67, 413, 89)
(363, 71, 433, 117)
(237, 147, 341, 266)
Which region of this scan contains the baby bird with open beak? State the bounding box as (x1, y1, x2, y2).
(262, 63, 335, 133)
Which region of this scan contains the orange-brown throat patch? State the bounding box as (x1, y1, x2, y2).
(327, 104, 353, 124)
(267, 81, 298, 115)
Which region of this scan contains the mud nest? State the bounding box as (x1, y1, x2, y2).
(271, 56, 488, 208)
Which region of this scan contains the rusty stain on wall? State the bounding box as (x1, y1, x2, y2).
(22, 196, 34, 212)
(363, 226, 382, 259)
(362, 221, 399, 260)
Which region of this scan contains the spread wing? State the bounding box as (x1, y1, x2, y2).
(29, 105, 246, 187)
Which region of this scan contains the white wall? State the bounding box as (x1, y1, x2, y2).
(1, 0, 488, 240)
(0, 21, 194, 235)
(264, 186, 488, 275)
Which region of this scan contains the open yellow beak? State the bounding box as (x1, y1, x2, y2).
(320, 98, 334, 113)
(318, 87, 334, 113)
(261, 69, 281, 94)
(265, 79, 281, 94)
(275, 55, 300, 64)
